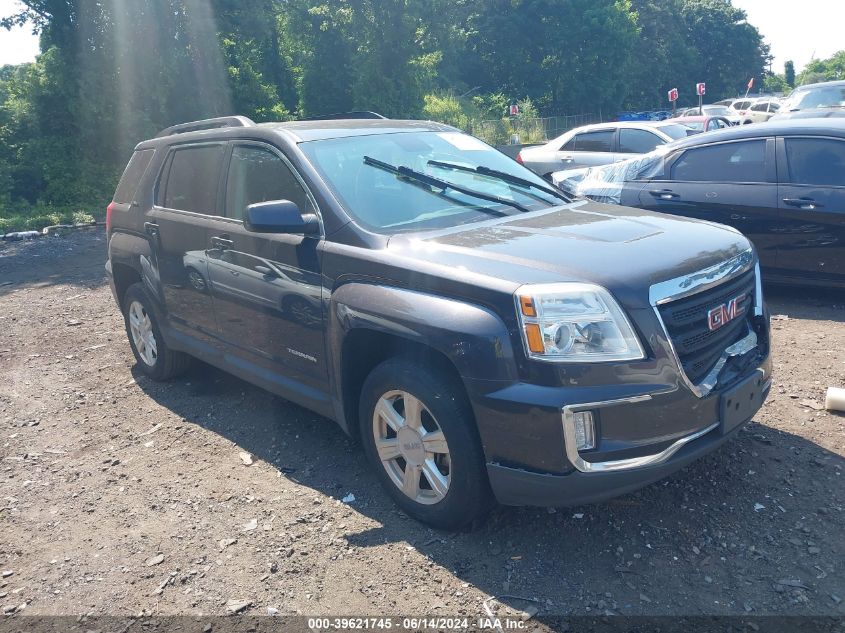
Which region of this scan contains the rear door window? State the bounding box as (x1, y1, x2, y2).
(113, 149, 154, 204)
(784, 138, 845, 187)
(224, 145, 312, 220)
(671, 140, 767, 182)
(160, 144, 225, 214)
(619, 129, 664, 153)
(573, 130, 614, 152)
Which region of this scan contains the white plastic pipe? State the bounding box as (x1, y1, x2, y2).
(824, 387, 845, 412)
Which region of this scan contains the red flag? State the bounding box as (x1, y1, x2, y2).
(747, 77, 754, 90)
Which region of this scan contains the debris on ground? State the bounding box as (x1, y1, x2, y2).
(0, 231, 842, 617)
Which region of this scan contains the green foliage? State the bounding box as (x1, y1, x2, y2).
(784, 61, 795, 88)
(798, 51, 845, 85)
(0, 205, 98, 233)
(423, 93, 473, 130)
(0, 0, 772, 221)
(761, 72, 789, 95)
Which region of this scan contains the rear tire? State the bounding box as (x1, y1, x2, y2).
(123, 282, 191, 381)
(359, 358, 493, 530)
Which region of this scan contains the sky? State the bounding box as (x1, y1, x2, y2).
(0, 0, 39, 66)
(732, 0, 844, 73)
(0, 0, 842, 72)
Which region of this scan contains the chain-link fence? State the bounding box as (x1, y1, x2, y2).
(469, 114, 602, 146)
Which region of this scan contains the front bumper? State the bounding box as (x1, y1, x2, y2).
(474, 355, 770, 507)
(470, 248, 771, 506)
(488, 406, 755, 507)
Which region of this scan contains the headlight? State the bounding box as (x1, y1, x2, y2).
(515, 283, 645, 362)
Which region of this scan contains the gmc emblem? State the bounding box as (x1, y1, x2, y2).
(707, 294, 747, 331)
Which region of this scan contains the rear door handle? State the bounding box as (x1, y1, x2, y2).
(144, 222, 159, 237)
(210, 235, 234, 249)
(783, 197, 823, 210)
(648, 189, 680, 200)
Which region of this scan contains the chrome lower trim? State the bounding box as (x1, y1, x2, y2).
(562, 396, 719, 473)
(649, 249, 763, 398)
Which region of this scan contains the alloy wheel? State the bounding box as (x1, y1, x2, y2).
(128, 300, 158, 366)
(372, 390, 451, 505)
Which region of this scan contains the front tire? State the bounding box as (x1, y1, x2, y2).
(359, 358, 492, 530)
(123, 282, 191, 381)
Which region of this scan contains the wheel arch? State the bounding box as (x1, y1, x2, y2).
(108, 231, 161, 308)
(111, 261, 142, 308)
(340, 329, 467, 437)
(328, 283, 518, 435)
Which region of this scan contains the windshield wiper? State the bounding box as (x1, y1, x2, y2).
(363, 156, 531, 214)
(427, 159, 572, 203)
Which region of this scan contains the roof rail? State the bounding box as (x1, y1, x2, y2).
(300, 111, 388, 121)
(155, 116, 256, 138)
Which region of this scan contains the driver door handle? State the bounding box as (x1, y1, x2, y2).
(649, 189, 680, 200)
(210, 235, 234, 249)
(783, 197, 822, 210)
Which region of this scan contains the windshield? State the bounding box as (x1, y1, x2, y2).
(561, 146, 669, 205)
(782, 85, 845, 111)
(702, 105, 732, 116)
(659, 123, 695, 140)
(299, 131, 562, 232)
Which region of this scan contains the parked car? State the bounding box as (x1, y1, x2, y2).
(106, 115, 771, 529)
(673, 115, 733, 133)
(517, 121, 691, 179)
(742, 100, 782, 124)
(678, 105, 741, 125)
(727, 98, 758, 117)
(771, 80, 845, 120)
(553, 119, 845, 288)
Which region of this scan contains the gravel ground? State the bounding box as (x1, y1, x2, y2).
(0, 230, 843, 622)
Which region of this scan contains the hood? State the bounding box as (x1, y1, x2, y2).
(771, 107, 845, 121)
(388, 201, 750, 309)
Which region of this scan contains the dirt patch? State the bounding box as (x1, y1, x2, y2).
(0, 230, 843, 619)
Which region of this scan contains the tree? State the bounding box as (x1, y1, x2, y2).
(0, 0, 776, 218)
(761, 72, 788, 95)
(798, 51, 845, 85)
(625, 0, 698, 109)
(678, 0, 768, 100)
(784, 60, 795, 87)
(465, 0, 639, 115)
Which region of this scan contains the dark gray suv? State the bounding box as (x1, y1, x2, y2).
(106, 115, 772, 529)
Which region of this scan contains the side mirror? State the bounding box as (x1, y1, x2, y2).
(244, 200, 319, 235)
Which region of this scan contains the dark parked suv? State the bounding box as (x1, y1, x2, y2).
(106, 115, 772, 529)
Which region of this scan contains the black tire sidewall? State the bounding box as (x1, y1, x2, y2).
(359, 358, 492, 530)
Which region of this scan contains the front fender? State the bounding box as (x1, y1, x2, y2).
(329, 282, 517, 383)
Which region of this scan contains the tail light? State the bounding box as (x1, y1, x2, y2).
(106, 201, 115, 234)
(516, 151, 524, 165)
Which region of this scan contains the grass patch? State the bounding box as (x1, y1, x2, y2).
(0, 206, 103, 234)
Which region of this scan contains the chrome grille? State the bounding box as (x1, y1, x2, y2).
(657, 268, 756, 384)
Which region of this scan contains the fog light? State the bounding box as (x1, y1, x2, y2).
(573, 411, 595, 451)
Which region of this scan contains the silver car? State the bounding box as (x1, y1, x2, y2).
(517, 121, 691, 179)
